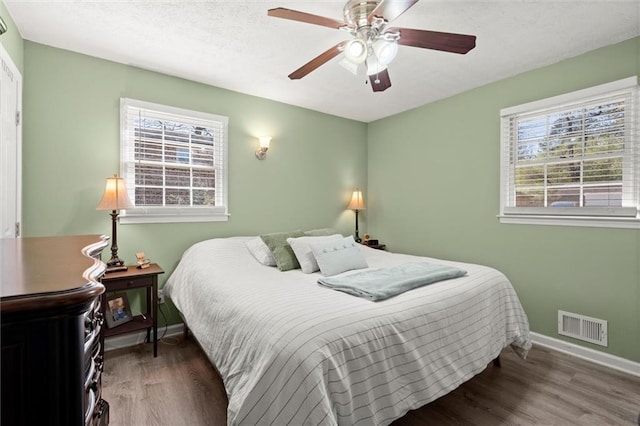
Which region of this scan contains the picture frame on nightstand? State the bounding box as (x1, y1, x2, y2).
(105, 293, 133, 328)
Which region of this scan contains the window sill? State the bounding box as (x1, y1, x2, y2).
(120, 214, 229, 225)
(498, 214, 640, 229)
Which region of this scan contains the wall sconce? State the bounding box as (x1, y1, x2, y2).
(255, 136, 271, 160)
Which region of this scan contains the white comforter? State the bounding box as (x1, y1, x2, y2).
(165, 237, 531, 425)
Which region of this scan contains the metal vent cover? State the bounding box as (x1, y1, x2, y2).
(558, 310, 608, 347)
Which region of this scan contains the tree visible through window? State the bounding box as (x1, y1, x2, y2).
(514, 100, 624, 208)
(120, 98, 228, 223)
(500, 77, 639, 227)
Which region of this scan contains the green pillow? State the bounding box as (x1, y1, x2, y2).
(304, 228, 340, 237)
(260, 230, 304, 271)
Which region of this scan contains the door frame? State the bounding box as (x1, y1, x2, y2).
(0, 42, 22, 237)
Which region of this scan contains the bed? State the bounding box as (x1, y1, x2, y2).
(164, 236, 531, 425)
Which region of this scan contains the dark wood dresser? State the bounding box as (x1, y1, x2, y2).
(1, 235, 110, 426)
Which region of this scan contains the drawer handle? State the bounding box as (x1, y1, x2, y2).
(128, 280, 135, 286)
(95, 312, 104, 328)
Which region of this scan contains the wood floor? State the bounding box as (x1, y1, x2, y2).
(102, 337, 640, 425)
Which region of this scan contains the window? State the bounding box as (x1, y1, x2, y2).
(120, 98, 228, 224)
(499, 77, 639, 228)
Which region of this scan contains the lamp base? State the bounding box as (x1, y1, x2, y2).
(104, 255, 127, 274)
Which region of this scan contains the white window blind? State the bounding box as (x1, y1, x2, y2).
(120, 98, 228, 224)
(499, 77, 639, 227)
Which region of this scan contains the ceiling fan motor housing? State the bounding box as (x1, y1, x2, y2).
(343, 0, 380, 28)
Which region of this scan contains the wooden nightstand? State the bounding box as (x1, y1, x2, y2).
(367, 244, 386, 250)
(101, 263, 164, 357)
(362, 243, 386, 250)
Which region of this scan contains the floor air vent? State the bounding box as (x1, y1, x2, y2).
(558, 310, 608, 347)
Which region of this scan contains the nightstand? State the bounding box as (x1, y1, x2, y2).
(101, 263, 164, 357)
(362, 242, 386, 250)
(366, 244, 386, 250)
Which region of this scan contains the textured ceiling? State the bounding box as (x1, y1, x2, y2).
(5, 1, 640, 122)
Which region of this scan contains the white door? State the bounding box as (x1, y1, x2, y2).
(0, 44, 22, 238)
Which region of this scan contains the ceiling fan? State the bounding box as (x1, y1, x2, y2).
(268, 0, 476, 92)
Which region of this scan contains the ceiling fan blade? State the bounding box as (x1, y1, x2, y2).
(389, 27, 476, 54)
(368, 0, 419, 24)
(369, 69, 392, 92)
(288, 42, 346, 80)
(268, 7, 349, 30)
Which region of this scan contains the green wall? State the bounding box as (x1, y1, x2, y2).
(367, 37, 640, 362)
(17, 28, 639, 361)
(0, 0, 23, 72)
(22, 41, 367, 323)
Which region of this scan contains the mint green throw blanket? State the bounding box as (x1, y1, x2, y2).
(317, 262, 467, 301)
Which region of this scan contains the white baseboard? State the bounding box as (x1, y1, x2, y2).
(105, 323, 184, 352)
(531, 332, 640, 377)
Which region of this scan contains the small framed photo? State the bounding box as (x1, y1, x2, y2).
(106, 293, 133, 328)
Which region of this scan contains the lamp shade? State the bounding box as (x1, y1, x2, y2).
(366, 54, 387, 76)
(96, 174, 134, 211)
(258, 136, 272, 148)
(348, 190, 365, 210)
(373, 39, 398, 66)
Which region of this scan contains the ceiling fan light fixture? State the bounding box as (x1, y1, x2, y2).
(268, 1, 476, 93)
(373, 38, 398, 66)
(339, 57, 360, 75)
(344, 38, 368, 64)
(366, 54, 387, 76)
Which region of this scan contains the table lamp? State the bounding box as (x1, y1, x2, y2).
(97, 174, 133, 272)
(348, 189, 365, 243)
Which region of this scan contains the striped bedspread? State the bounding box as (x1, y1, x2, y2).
(165, 237, 532, 425)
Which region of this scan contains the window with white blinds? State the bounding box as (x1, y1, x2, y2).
(499, 77, 639, 228)
(119, 98, 228, 224)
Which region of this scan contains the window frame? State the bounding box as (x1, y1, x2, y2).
(499, 77, 639, 229)
(119, 98, 229, 224)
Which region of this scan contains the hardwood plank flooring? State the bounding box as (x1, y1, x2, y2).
(103, 338, 640, 425)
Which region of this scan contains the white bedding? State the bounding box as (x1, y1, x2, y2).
(164, 237, 532, 425)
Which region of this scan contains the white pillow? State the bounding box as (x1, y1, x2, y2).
(310, 235, 369, 276)
(245, 237, 276, 266)
(287, 234, 343, 274)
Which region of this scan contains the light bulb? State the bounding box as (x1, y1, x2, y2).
(344, 38, 368, 64)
